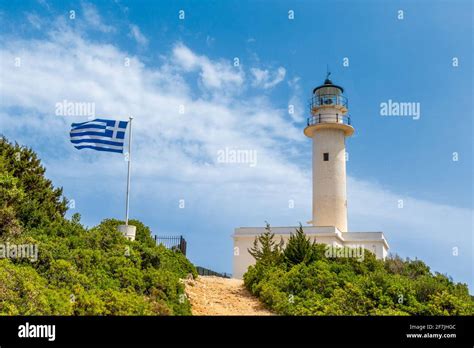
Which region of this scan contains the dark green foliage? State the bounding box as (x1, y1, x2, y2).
(0, 137, 196, 315)
(0, 137, 68, 231)
(244, 224, 473, 316)
(247, 222, 283, 266)
(283, 224, 315, 266)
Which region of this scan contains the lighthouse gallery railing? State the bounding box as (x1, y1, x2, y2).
(307, 114, 352, 127)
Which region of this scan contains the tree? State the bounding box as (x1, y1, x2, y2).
(283, 224, 315, 266)
(248, 222, 283, 266)
(0, 137, 67, 229)
(0, 172, 24, 236)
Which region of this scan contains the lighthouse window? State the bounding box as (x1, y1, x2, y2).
(323, 153, 329, 161)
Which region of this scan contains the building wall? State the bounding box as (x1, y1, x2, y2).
(233, 236, 259, 280)
(312, 128, 348, 232)
(233, 227, 388, 279)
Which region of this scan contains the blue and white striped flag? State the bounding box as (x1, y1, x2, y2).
(70, 118, 129, 154)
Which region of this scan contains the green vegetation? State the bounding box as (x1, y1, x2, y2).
(244, 224, 473, 315)
(0, 137, 196, 315)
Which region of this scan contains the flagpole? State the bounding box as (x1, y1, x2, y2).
(125, 116, 133, 225)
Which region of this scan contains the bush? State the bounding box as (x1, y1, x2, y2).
(283, 224, 316, 266)
(247, 222, 283, 266)
(0, 213, 196, 315)
(244, 224, 474, 316)
(0, 137, 67, 229)
(0, 136, 197, 315)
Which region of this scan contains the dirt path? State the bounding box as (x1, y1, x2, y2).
(184, 276, 273, 315)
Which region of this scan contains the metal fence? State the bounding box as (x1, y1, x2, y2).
(154, 235, 187, 255)
(196, 266, 231, 278)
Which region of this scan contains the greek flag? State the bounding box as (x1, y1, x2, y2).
(70, 118, 128, 153)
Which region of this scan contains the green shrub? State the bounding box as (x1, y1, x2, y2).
(283, 224, 315, 266)
(248, 222, 283, 266)
(0, 136, 197, 316)
(0, 259, 72, 315)
(244, 224, 473, 316)
(0, 137, 67, 229)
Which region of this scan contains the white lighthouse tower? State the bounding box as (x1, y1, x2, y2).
(304, 74, 353, 232)
(232, 73, 389, 279)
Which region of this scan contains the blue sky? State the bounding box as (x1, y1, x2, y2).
(0, 0, 472, 290)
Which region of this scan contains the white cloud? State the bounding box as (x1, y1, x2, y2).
(113, 0, 129, 14)
(26, 13, 42, 29)
(287, 76, 305, 122)
(0, 25, 301, 188)
(205, 35, 215, 47)
(37, 0, 50, 10)
(250, 66, 286, 89)
(81, 2, 114, 33)
(128, 24, 148, 46)
(172, 43, 244, 91)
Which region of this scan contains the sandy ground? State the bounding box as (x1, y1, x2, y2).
(184, 276, 273, 316)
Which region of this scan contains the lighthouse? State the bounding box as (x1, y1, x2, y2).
(304, 74, 353, 232)
(232, 73, 389, 279)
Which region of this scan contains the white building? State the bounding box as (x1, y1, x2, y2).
(232, 75, 390, 279)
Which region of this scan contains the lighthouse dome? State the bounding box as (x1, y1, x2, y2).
(313, 78, 344, 95)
